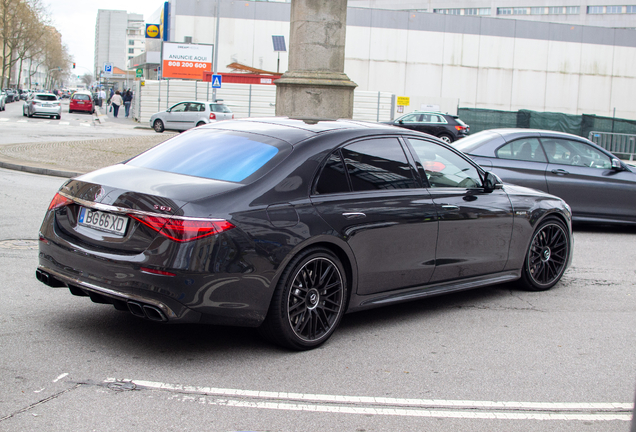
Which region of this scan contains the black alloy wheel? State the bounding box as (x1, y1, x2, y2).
(153, 119, 164, 133)
(259, 248, 347, 350)
(520, 217, 570, 291)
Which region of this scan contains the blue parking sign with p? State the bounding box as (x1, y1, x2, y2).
(212, 74, 222, 88)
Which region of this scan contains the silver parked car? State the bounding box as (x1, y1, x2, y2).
(150, 100, 233, 133)
(0, 90, 6, 111)
(23, 92, 62, 119)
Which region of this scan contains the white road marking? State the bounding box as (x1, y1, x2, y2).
(58, 121, 70, 125)
(53, 373, 68, 382)
(17, 120, 27, 123)
(105, 378, 633, 422)
(0, 118, 9, 121)
(80, 123, 91, 127)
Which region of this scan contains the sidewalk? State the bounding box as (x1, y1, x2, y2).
(0, 105, 176, 178)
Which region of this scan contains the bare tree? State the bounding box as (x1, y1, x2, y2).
(81, 73, 93, 87)
(0, 0, 50, 87)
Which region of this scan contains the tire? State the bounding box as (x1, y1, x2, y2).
(153, 119, 165, 133)
(56, 115, 61, 120)
(69, 109, 72, 113)
(519, 217, 570, 291)
(196, 121, 206, 127)
(23, 110, 26, 117)
(438, 133, 453, 143)
(259, 247, 348, 350)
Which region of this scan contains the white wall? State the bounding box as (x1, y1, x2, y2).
(171, 4, 636, 120)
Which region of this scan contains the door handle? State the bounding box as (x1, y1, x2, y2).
(343, 212, 366, 220)
(441, 205, 460, 211)
(551, 169, 569, 175)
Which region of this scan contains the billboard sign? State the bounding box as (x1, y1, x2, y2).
(162, 42, 213, 80)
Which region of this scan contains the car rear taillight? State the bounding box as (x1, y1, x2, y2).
(232, 114, 234, 119)
(209, 113, 216, 120)
(455, 125, 467, 131)
(129, 214, 235, 242)
(48, 193, 73, 210)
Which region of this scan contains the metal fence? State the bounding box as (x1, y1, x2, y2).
(588, 131, 636, 160)
(132, 79, 395, 125)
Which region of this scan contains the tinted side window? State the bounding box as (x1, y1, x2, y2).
(408, 138, 482, 188)
(171, 103, 187, 112)
(315, 152, 350, 194)
(341, 138, 418, 191)
(496, 138, 546, 162)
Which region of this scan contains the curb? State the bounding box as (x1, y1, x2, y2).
(0, 157, 83, 178)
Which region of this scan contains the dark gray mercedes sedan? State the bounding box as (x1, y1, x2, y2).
(37, 119, 572, 350)
(454, 128, 636, 225)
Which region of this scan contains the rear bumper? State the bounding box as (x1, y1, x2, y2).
(36, 265, 197, 323)
(31, 107, 62, 115)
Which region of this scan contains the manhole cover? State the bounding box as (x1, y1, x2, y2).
(0, 239, 39, 250)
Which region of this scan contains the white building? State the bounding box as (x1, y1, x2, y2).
(349, 1, 636, 28)
(94, 10, 146, 81)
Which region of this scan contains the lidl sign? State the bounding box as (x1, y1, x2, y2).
(145, 24, 160, 39)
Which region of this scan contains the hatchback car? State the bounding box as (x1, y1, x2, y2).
(23, 92, 62, 119)
(36, 118, 572, 350)
(383, 111, 469, 143)
(454, 128, 636, 225)
(150, 100, 234, 132)
(69, 91, 95, 114)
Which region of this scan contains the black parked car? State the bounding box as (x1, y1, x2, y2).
(454, 128, 636, 225)
(36, 119, 572, 350)
(383, 111, 469, 143)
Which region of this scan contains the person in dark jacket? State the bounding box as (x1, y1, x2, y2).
(123, 89, 133, 118)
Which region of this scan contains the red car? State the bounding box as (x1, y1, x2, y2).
(69, 91, 94, 114)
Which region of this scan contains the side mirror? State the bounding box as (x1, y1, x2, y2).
(398, 120, 403, 124)
(611, 158, 623, 171)
(483, 171, 503, 192)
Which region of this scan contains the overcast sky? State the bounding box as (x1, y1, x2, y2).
(43, 0, 163, 75)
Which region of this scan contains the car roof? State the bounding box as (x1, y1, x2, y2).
(455, 128, 603, 157)
(202, 117, 411, 145)
(172, 100, 227, 105)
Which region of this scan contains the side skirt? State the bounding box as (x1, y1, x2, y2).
(347, 270, 521, 312)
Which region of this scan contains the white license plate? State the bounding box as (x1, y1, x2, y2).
(78, 207, 128, 236)
(77, 102, 84, 105)
(43, 103, 52, 107)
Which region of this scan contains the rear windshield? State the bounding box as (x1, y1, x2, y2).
(210, 103, 232, 113)
(36, 94, 58, 101)
(73, 94, 91, 101)
(127, 129, 291, 183)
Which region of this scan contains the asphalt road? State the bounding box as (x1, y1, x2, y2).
(0, 116, 635, 431)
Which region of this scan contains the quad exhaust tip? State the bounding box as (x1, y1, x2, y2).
(127, 301, 168, 322)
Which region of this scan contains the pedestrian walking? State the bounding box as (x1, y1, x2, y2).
(110, 90, 123, 118)
(98, 88, 106, 107)
(123, 89, 133, 118)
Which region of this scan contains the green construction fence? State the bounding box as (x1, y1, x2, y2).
(457, 108, 636, 138)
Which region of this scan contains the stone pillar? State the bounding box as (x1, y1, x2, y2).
(275, 0, 357, 120)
